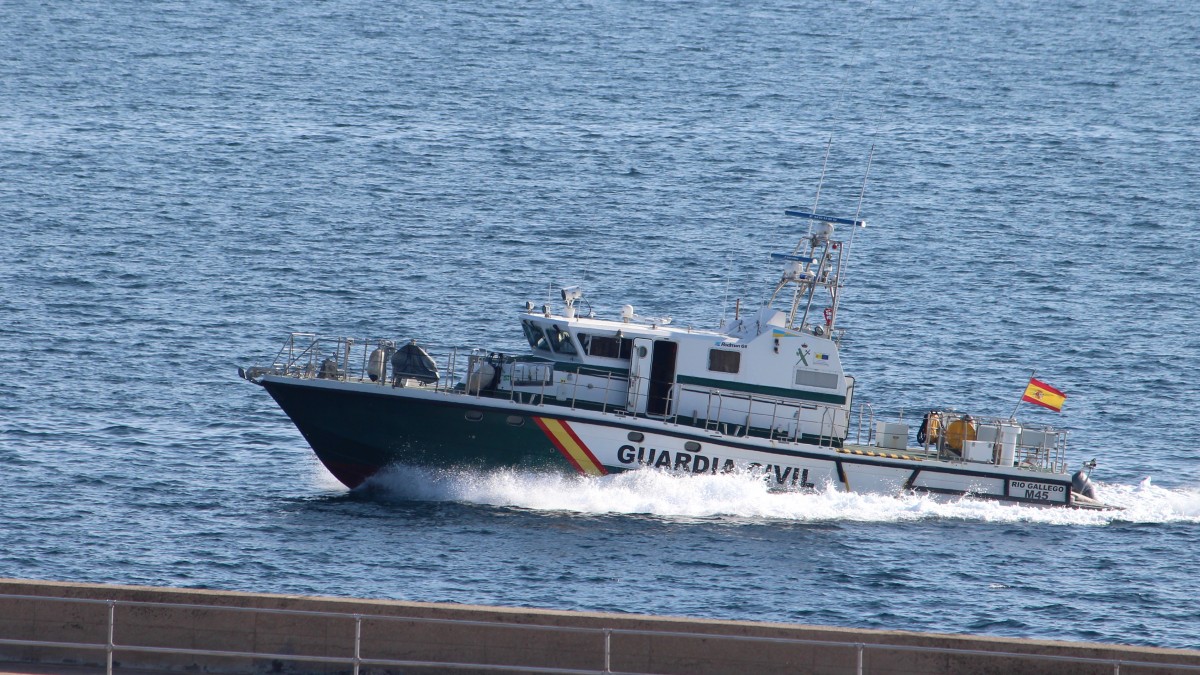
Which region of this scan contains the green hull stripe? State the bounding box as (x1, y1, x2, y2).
(552, 362, 628, 376)
(677, 374, 847, 405)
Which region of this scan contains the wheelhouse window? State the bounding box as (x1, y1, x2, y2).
(707, 349, 741, 374)
(578, 333, 633, 360)
(546, 325, 578, 355)
(521, 320, 550, 352)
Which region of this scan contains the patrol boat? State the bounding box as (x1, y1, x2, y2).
(240, 208, 1108, 509)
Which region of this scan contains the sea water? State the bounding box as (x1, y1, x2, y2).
(2, 0, 1199, 649)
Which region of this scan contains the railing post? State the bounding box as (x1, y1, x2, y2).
(342, 338, 351, 381)
(571, 370, 580, 410)
(353, 615, 362, 675)
(604, 628, 612, 674)
(106, 600, 115, 675)
(354, 338, 361, 381)
(601, 373, 609, 414)
(856, 642, 863, 675)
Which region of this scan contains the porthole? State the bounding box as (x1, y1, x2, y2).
(684, 441, 702, 453)
(637, 346, 648, 358)
(507, 415, 525, 427)
(465, 410, 484, 422)
(627, 431, 645, 442)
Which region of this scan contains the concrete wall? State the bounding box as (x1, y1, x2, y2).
(0, 578, 1197, 675)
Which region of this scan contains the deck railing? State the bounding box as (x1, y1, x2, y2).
(254, 335, 1068, 470)
(257, 335, 856, 448)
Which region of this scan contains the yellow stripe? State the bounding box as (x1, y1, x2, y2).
(836, 448, 922, 462)
(540, 419, 605, 476)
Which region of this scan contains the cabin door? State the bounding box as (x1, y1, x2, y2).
(647, 340, 678, 417)
(627, 338, 653, 413)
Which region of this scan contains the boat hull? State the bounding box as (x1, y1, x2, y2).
(260, 377, 562, 488)
(259, 375, 1081, 507)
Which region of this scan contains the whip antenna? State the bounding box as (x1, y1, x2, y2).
(840, 143, 875, 287)
(793, 135, 834, 255)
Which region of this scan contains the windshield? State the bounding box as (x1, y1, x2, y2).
(521, 320, 550, 352)
(546, 325, 577, 355)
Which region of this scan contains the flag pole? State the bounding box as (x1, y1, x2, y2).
(1011, 370, 1035, 420)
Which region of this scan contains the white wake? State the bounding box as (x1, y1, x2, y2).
(356, 466, 1200, 526)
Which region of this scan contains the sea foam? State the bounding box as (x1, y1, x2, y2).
(358, 465, 1200, 526)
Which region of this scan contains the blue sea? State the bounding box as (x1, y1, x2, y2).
(3, 0, 1200, 651)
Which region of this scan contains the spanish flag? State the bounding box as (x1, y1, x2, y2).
(1022, 377, 1066, 412)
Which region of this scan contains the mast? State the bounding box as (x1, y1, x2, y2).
(768, 211, 863, 333)
(768, 149, 872, 336)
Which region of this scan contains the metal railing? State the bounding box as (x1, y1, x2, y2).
(855, 402, 876, 445)
(913, 411, 1069, 472)
(668, 384, 848, 445)
(257, 334, 470, 392)
(0, 593, 1196, 675)
(254, 335, 1073, 473)
(257, 334, 861, 447)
